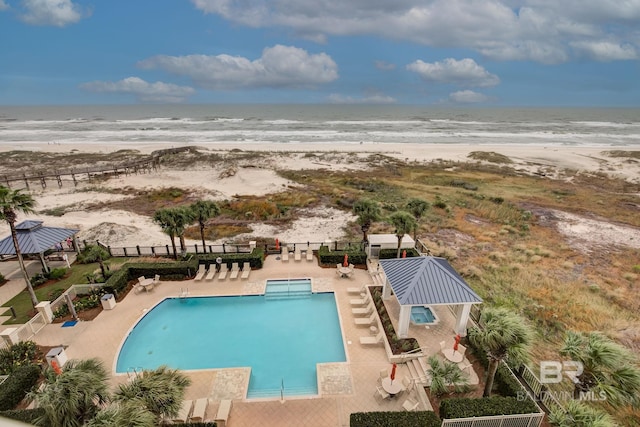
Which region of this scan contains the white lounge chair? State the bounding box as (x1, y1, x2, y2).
(194, 264, 206, 281)
(359, 332, 384, 345)
(347, 284, 367, 294)
(294, 248, 302, 261)
(281, 246, 289, 262)
(354, 313, 377, 326)
(218, 264, 229, 280)
(205, 266, 216, 281)
(402, 397, 419, 411)
(172, 399, 193, 423)
(350, 293, 370, 306)
(306, 249, 313, 261)
(190, 398, 208, 422)
(352, 303, 374, 316)
(240, 262, 251, 280)
(214, 399, 232, 427)
(229, 262, 240, 280)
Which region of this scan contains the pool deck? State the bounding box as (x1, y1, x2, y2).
(30, 255, 470, 426)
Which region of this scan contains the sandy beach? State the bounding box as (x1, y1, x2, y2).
(1, 142, 639, 248)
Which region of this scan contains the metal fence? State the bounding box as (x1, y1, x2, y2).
(442, 412, 545, 427)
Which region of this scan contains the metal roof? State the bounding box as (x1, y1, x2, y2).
(378, 256, 482, 306)
(0, 220, 79, 255)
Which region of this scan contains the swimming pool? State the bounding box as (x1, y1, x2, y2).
(410, 306, 437, 325)
(116, 292, 346, 398)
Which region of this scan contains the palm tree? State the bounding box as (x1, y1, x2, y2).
(80, 245, 111, 278)
(31, 358, 110, 427)
(387, 211, 417, 258)
(560, 331, 640, 406)
(175, 206, 195, 253)
(87, 402, 157, 427)
(190, 200, 220, 251)
(427, 355, 470, 396)
(352, 198, 381, 242)
(470, 307, 533, 397)
(548, 400, 616, 427)
(153, 208, 181, 259)
(406, 198, 429, 241)
(0, 185, 39, 307)
(113, 365, 191, 422)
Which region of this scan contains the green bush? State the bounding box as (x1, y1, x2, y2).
(378, 248, 419, 259)
(0, 407, 45, 424)
(350, 411, 440, 427)
(0, 341, 38, 375)
(196, 247, 265, 270)
(29, 273, 47, 287)
(440, 396, 540, 419)
(0, 364, 41, 411)
(47, 267, 67, 280)
(317, 245, 367, 266)
(0, 272, 5, 283)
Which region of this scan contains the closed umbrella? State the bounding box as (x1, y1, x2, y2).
(343, 253, 349, 267)
(454, 334, 461, 351)
(402, 249, 407, 258)
(390, 363, 397, 383)
(275, 238, 280, 251)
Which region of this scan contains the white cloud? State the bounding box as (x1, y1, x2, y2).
(327, 93, 396, 104)
(407, 58, 500, 87)
(374, 60, 396, 71)
(19, 0, 84, 27)
(0, 1, 9, 11)
(138, 45, 338, 89)
(570, 41, 638, 61)
(190, 0, 640, 64)
(80, 77, 195, 103)
(448, 90, 490, 103)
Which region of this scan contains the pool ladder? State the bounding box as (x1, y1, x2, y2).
(179, 288, 189, 298)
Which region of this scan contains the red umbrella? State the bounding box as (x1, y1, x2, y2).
(275, 238, 280, 251)
(454, 334, 461, 351)
(402, 249, 407, 258)
(343, 253, 349, 267)
(390, 363, 397, 382)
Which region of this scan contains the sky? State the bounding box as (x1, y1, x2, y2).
(1, 0, 639, 106)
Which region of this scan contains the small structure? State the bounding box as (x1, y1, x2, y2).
(378, 256, 482, 338)
(366, 234, 415, 258)
(0, 220, 79, 273)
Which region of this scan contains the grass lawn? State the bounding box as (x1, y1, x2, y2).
(1, 262, 102, 324)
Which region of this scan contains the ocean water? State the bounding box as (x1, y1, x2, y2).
(0, 105, 639, 147)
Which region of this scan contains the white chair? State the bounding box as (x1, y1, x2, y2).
(190, 398, 208, 422)
(402, 376, 413, 392)
(194, 264, 206, 281)
(347, 284, 367, 294)
(349, 293, 370, 306)
(229, 262, 240, 280)
(379, 368, 389, 384)
(218, 264, 229, 280)
(352, 303, 374, 316)
(214, 399, 232, 427)
(359, 332, 384, 345)
(205, 267, 216, 281)
(457, 343, 467, 357)
(281, 246, 289, 262)
(240, 262, 251, 280)
(172, 400, 193, 423)
(294, 248, 302, 262)
(153, 274, 160, 283)
(402, 397, 419, 411)
(459, 360, 473, 375)
(306, 249, 313, 261)
(440, 340, 447, 352)
(354, 313, 377, 326)
(374, 385, 390, 401)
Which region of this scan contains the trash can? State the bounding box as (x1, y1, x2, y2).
(101, 293, 116, 310)
(46, 346, 68, 368)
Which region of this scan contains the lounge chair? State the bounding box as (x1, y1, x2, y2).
(218, 264, 229, 280)
(190, 398, 208, 422)
(352, 303, 374, 316)
(347, 284, 367, 294)
(240, 262, 251, 280)
(214, 399, 232, 427)
(294, 248, 302, 262)
(359, 332, 384, 345)
(306, 249, 313, 261)
(172, 399, 193, 423)
(350, 293, 370, 306)
(205, 266, 216, 281)
(194, 264, 206, 281)
(281, 246, 289, 262)
(354, 313, 377, 326)
(229, 262, 240, 280)
(402, 398, 419, 411)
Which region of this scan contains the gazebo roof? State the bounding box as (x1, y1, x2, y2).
(0, 220, 79, 255)
(378, 256, 482, 306)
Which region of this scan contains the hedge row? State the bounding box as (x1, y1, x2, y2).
(440, 396, 540, 419)
(0, 407, 45, 424)
(317, 246, 367, 266)
(378, 248, 420, 259)
(0, 364, 41, 411)
(350, 410, 441, 427)
(197, 247, 265, 269)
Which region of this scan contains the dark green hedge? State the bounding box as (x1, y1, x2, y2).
(0, 364, 41, 411)
(0, 407, 45, 424)
(378, 248, 420, 259)
(350, 411, 440, 427)
(440, 396, 540, 419)
(197, 247, 264, 269)
(317, 246, 367, 266)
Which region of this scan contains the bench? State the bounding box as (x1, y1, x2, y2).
(214, 399, 232, 427)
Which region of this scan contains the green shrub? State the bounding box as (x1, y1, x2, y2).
(196, 247, 265, 270)
(378, 248, 419, 259)
(0, 407, 46, 424)
(0, 341, 38, 375)
(0, 272, 5, 283)
(29, 273, 47, 287)
(317, 245, 367, 266)
(0, 364, 41, 411)
(440, 396, 540, 419)
(47, 267, 67, 280)
(350, 411, 440, 427)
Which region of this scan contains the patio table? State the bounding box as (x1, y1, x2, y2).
(442, 348, 463, 363)
(381, 377, 403, 396)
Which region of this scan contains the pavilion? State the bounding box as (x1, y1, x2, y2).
(0, 220, 79, 273)
(378, 256, 482, 338)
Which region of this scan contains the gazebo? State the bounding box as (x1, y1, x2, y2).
(0, 220, 79, 273)
(378, 256, 483, 338)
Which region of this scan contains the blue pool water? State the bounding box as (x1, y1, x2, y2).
(410, 306, 436, 324)
(116, 292, 346, 398)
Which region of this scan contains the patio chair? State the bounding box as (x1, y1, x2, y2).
(349, 293, 370, 306)
(190, 398, 208, 422)
(439, 340, 447, 353)
(240, 262, 251, 280)
(229, 262, 240, 280)
(306, 249, 313, 261)
(218, 264, 229, 280)
(294, 248, 302, 262)
(352, 303, 374, 316)
(359, 332, 384, 345)
(402, 397, 419, 411)
(347, 284, 367, 294)
(402, 376, 413, 392)
(281, 246, 289, 262)
(379, 368, 389, 382)
(458, 360, 473, 376)
(374, 385, 390, 401)
(194, 264, 206, 281)
(457, 344, 467, 357)
(205, 266, 216, 281)
(354, 313, 377, 326)
(153, 274, 160, 284)
(214, 399, 232, 427)
(172, 399, 193, 423)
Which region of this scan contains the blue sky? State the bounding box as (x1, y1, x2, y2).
(1, 0, 639, 106)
